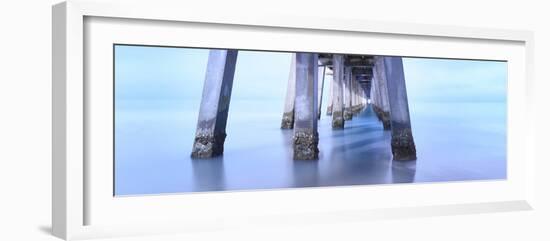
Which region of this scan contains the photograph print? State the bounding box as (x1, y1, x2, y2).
(114, 45, 507, 196)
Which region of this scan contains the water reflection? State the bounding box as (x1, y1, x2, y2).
(391, 160, 417, 183)
(191, 157, 226, 192)
(292, 160, 319, 187)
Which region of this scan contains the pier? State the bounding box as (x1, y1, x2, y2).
(191, 51, 417, 161)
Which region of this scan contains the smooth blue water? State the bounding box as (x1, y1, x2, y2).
(114, 100, 506, 196)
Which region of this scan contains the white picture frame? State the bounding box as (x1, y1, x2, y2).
(52, 0, 536, 240)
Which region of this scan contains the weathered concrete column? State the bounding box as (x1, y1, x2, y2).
(317, 65, 326, 119)
(343, 67, 353, 120)
(372, 74, 384, 120)
(358, 83, 363, 109)
(357, 82, 363, 108)
(281, 53, 297, 129)
(370, 76, 379, 113)
(191, 50, 238, 158)
(357, 84, 362, 110)
(357, 87, 365, 107)
(365, 85, 370, 106)
(351, 74, 357, 114)
(357, 78, 362, 110)
(360, 85, 369, 108)
(372, 59, 392, 130)
(293, 53, 319, 160)
(358, 82, 363, 109)
(352, 75, 361, 113)
(331, 55, 345, 129)
(358, 78, 362, 111)
(358, 89, 363, 110)
(326, 72, 333, 116)
(377, 56, 417, 161)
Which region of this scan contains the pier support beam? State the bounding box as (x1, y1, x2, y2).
(293, 53, 319, 160)
(362, 82, 366, 108)
(326, 72, 333, 116)
(343, 67, 353, 120)
(371, 74, 380, 118)
(351, 75, 357, 113)
(355, 84, 359, 110)
(356, 79, 361, 111)
(372, 59, 392, 130)
(363, 84, 366, 106)
(352, 75, 361, 113)
(359, 88, 364, 109)
(377, 56, 417, 161)
(331, 55, 345, 129)
(281, 53, 297, 129)
(359, 82, 364, 108)
(362, 86, 367, 107)
(317, 65, 326, 119)
(370, 77, 379, 115)
(191, 50, 238, 158)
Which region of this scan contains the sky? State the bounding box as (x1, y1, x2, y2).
(114, 45, 507, 108)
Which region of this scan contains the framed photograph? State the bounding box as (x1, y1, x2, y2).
(52, 0, 535, 240)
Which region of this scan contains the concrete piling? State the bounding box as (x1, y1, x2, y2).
(343, 67, 353, 120)
(281, 53, 297, 129)
(331, 54, 345, 129)
(377, 56, 417, 161)
(372, 58, 392, 130)
(317, 65, 326, 119)
(326, 69, 333, 116)
(191, 50, 238, 159)
(351, 74, 357, 114)
(292, 53, 320, 160)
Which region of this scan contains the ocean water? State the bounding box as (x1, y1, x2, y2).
(114, 100, 506, 196)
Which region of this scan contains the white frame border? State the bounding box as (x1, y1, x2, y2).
(52, 0, 536, 240)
